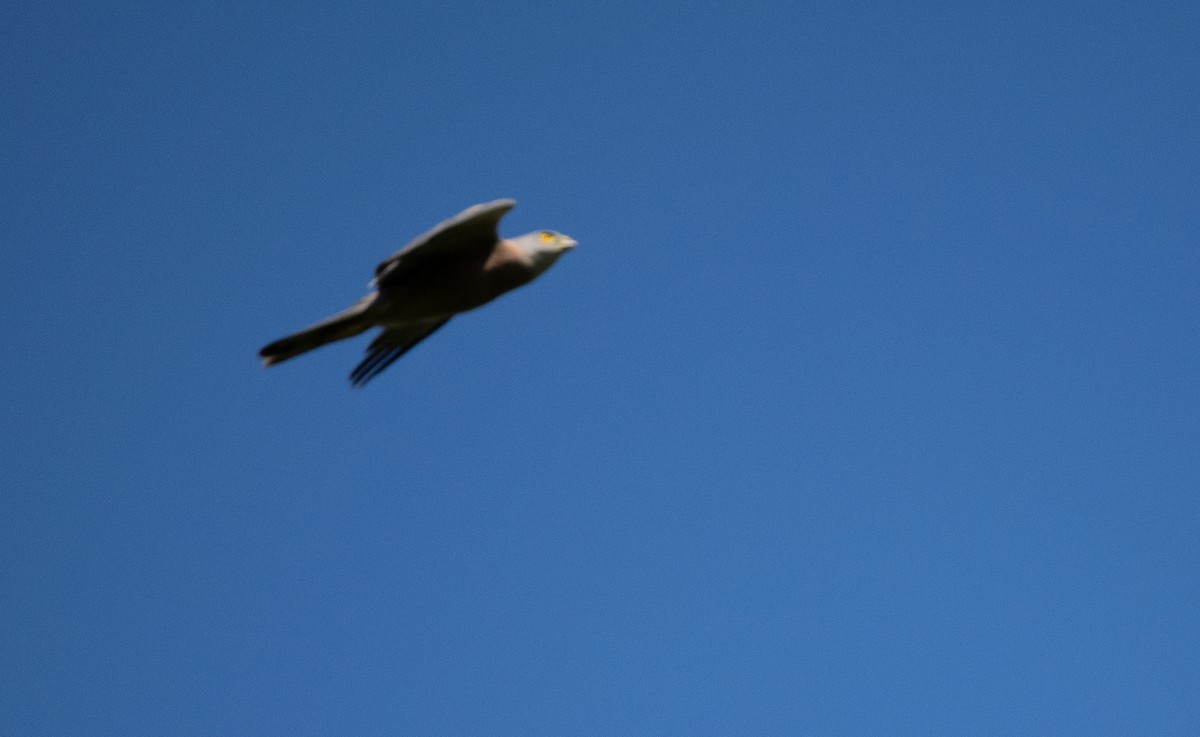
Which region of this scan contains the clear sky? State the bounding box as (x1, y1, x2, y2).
(2, 1, 1198, 734)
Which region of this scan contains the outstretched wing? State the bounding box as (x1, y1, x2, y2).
(348, 318, 452, 387)
(372, 199, 516, 288)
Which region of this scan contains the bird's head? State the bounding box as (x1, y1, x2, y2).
(512, 230, 577, 274)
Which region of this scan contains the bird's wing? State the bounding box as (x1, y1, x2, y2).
(372, 199, 516, 288)
(349, 318, 452, 387)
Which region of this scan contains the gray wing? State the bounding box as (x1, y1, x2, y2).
(348, 318, 452, 387)
(372, 199, 516, 288)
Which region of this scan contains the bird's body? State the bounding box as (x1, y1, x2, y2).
(259, 199, 574, 386)
(370, 240, 536, 321)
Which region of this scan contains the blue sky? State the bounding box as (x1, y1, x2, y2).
(2, 1, 1198, 734)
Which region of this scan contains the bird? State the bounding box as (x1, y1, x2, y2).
(259, 199, 575, 386)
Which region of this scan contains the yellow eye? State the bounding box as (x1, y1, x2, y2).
(539, 231, 555, 243)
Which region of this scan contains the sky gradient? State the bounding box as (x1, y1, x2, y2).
(3, 2, 1198, 734)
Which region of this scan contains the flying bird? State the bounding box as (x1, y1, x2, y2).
(259, 199, 575, 386)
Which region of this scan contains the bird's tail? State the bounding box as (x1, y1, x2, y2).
(259, 295, 376, 367)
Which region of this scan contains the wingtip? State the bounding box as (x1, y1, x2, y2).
(474, 197, 517, 214)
